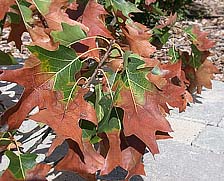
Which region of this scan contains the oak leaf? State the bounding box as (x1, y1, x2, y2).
(0, 0, 15, 20)
(55, 140, 104, 179)
(0, 57, 51, 129)
(192, 25, 215, 51)
(122, 147, 145, 180)
(195, 60, 219, 94)
(18, 0, 88, 50)
(101, 131, 122, 175)
(116, 87, 172, 154)
(0, 164, 51, 181)
(114, 53, 172, 154)
(123, 22, 156, 58)
(30, 89, 98, 153)
(81, 0, 113, 58)
(159, 61, 190, 112)
(156, 13, 177, 29)
(28, 26, 59, 51)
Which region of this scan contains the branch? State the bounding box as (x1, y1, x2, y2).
(84, 40, 115, 88)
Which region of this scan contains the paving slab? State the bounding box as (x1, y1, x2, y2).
(169, 80, 224, 126)
(192, 125, 224, 154)
(169, 101, 224, 126)
(167, 117, 205, 145)
(218, 116, 224, 128)
(142, 140, 224, 181)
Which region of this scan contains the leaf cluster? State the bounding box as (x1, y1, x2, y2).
(0, 0, 218, 180)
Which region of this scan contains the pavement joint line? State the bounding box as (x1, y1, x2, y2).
(189, 125, 207, 146)
(191, 124, 224, 154)
(190, 143, 224, 155)
(168, 115, 209, 125)
(217, 115, 224, 126)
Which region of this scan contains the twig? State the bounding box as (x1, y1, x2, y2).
(84, 40, 115, 88)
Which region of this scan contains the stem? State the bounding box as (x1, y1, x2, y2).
(15, 141, 25, 180)
(0, 138, 11, 141)
(85, 40, 115, 88)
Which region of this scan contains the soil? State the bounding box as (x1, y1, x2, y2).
(181, 0, 224, 81)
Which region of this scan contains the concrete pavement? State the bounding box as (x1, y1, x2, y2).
(143, 80, 224, 181)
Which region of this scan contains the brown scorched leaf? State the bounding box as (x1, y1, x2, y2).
(159, 61, 191, 112)
(195, 60, 219, 94)
(156, 13, 177, 29)
(81, 0, 113, 58)
(0, 56, 51, 129)
(25, 163, 51, 181)
(192, 25, 215, 51)
(0, 0, 15, 20)
(122, 147, 145, 180)
(122, 22, 156, 58)
(101, 131, 122, 175)
(116, 87, 172, 154)
(55, 140, 104, 180)
(30, 89, 98, 152)
(17, 0, 88, 50)
(0, 164, 51, 181)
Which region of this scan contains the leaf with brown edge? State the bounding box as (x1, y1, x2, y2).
(101, 130, 122, 175)
(116, 86, 172, 155)
(192, 25, 215, 51)
(55, 139, 104, 180)
(17, 0, 88, 51)
(0, 0, 15, 20)
(44, 6, 88, 32)
(120, 134, 146, 179)
(158, 61, 190, 112)
(30, 88, 98, 153)
(0, 164, 51, 181)
(28, 26, 59, 51)
(81, 0, 113, 58)
(46, 136, 65, 157)
(25, 163, 51, 181)
(122, 147, 145, 180)
(0, 56, 52, 129)
(122, 22, 156, 58)
(195, 60, 219, 94)
(115, 53, 172, 154)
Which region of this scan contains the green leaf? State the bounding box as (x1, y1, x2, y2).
(160, 31, 170, 44)
(51, 23, 87, 46)
(184, 26, 196, 41)
(90, 135, 102, 144)
(7, 12, 21, 24)
(5, 151, 37, 179)
(32, 0, 51, 15)
(98, 93, 121, 133)
(190, 44, 202, 68)
(106, 0, 141, 18)
(0, 51, 18, 65)
(95, 84, 104, 121)
(28, 45, 82, 101)
(168, 47, 180, 63)
(122, 52, 153, 104)
(82, 129, 96, 140)
(17, 3, 33, 25)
